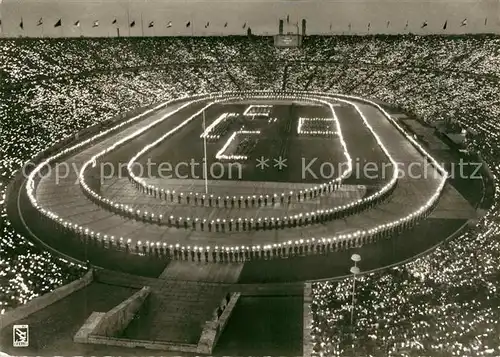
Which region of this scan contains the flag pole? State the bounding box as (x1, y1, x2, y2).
(127, 8, 131, 36)
(203, 109, 208, 194)
(141, 13, 144, 36)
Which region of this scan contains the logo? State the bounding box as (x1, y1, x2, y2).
(13, 324, 29, 347)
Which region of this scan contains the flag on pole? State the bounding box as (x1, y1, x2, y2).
(37, 18, 43, 26)
(54, 19, 62, 27)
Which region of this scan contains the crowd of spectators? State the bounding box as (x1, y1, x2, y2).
(1, 35, 500, 354)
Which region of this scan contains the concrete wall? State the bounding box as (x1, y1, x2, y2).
(197, 292, 241, 354)
(85, 334, 199, 352)
(0, 270, 93, 328)
(93, 286, 150, 337)
(74, 310, 199, 352)
(74, 290, 240, 353)
(1, 0, 498, 37)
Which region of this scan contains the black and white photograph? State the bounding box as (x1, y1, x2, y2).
(0, 0, 499, 356)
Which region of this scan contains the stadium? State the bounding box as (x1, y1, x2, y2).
(0, 0, 499, 356)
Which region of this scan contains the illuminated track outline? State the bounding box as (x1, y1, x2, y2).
(25, 90, 447, 254)
(127, 95, 351, 204)
(79, 93, 394, 230)
(121, 94, 358, 223)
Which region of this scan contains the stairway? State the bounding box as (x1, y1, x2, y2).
(122, 281, 227, 344)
